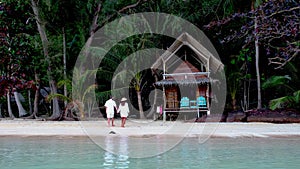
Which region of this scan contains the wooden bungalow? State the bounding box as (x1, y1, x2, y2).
(151, 32, 223, 121)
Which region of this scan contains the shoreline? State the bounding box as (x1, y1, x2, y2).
(0, 119, 300, 138)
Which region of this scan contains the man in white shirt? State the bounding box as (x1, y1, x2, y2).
(104, 96, 117, 127)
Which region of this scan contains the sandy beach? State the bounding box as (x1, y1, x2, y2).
(1, 119, 300, 138)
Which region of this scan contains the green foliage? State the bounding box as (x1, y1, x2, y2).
(0, 0, 42, 95)
(46, 93, 72, 103)
(269, 90, 300, 110)
(262, 75, 292, 90)
(269, 96, 292, 110)
(263, 75, 299, 110)
(2, 0, 298, 115)
(227, 71, 242, 99)
(72, 67, 99, 102)
(57, 79, 72, 93)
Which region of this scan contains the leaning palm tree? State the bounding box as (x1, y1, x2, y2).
(13, 90, 27, 117)
(47, 67, 98, 120)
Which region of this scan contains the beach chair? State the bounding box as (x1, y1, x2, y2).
(180, 97, 190, 108)
(197, 96, 207, 108)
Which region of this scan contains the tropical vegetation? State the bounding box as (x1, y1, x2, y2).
(0, 0, 299, 120)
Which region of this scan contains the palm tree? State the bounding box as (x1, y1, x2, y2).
(96, 30, 155, 119)
(227, 70, 243, 110)
(46, 67, 99, 120)
(264, 75, 300, 110)
(263, 75, 300, 110)
(108, 67, 149, 119)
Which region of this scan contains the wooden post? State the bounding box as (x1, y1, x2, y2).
(207, 58, 210, 115)
(206, 82, 210, 115)
(163, 60, 167, 122)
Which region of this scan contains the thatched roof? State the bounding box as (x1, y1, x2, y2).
(155, 78, 210, 86)
(151, 32, 224, 73)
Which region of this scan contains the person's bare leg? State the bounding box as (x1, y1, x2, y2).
(111, 118, 115, 126)
(107, 118, 111, 127)
(123, 118, 126, 127)
(121, 117, 125, 127)
(121, 118, 124, 127)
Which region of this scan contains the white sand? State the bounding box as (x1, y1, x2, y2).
(0, 119, 300, 138)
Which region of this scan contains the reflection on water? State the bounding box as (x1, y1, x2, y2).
(97, 134, 186, 158)
(1, 137, 300, 169)
(103, 136, 129, 169)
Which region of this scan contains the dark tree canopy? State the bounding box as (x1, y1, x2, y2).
(204, 0, 299, 69)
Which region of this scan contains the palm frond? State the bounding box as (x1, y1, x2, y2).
(112, 69, 133, 86)
(293, 90, 300, 104)
(72, 67, 100, 100)
(269, 96, 293, 110)
(82, 84, 97, 102)
(57, 79, 72, 88)
(97, 69, 114, 81)
(262, 75, 291, 90)
(96, 87, 129, 103)
(47, 93, 72, 103)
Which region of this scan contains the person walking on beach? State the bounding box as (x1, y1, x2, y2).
(118, 97, 130, 127)
(104, 96, 117, 127)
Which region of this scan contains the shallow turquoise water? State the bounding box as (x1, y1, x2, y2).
(0, 136, 299, 169)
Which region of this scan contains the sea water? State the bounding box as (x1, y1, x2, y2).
(0, 136, 299, 169)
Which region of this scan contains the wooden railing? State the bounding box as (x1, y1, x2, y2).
(163, 96, 208, 121)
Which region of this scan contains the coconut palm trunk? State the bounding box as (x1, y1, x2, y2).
(7, 92, 15, 118)
(62, 27, 67, 107)
(137, 91, 145, 119)
(13, 91, 27, 117)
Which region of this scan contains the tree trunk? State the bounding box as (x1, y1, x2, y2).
(247, 80, 250, 110)
(137, 91, 145, 119)
(33, 73, 39, 118)
(146, 71, 159, 118)
(242, 79, 250, 111)
(251, 0, 262, 110)
(13, 92, 27, 117)
(31, 0, 61, 119)
(7, 92, 15, 118)
(62, 27, 67, 107)
(28, 90, 33, 114)
(255, 16, 262, 109)
(49, 80, 61, 119)
(146, 87, 158, 118)
(0, 103, 2, 118)
(232, 97, 237, 110)
(27, 72, 39, 119)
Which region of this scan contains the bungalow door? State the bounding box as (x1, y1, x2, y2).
(166, 87, 179, 109)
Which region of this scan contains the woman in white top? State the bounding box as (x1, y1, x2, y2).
(118, 97, 130, 127)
